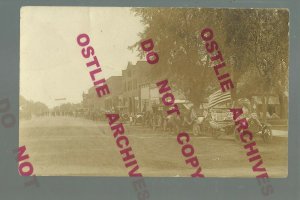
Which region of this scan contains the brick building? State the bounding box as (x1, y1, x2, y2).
(121, 61, 151, 114)
(104, 76, 122, 111)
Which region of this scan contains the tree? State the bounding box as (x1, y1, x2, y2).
(130, 8, 289, 115)
(131, 8, 221, 106)
(19, 95, 49, 115)
(221, 9, 289, 119)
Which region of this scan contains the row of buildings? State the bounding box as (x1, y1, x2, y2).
(81, 61, 288, 121)
(81, 61, 168, 115)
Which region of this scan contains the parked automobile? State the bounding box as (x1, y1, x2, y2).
(132, 112, 144, 125)
(177, 101, 210, 136)
(163, 114, 181, 134)
(207, 92, 273, 143)
(209, 107, 235, 139)
(233, 111, 273, 143)
(150, 106, 164, 130)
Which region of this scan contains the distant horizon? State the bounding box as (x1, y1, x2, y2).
(20, 71, 132, 109)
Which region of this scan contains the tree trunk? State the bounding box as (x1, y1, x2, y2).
(262, 95, 270, 122)
(278, 92, 286, 118)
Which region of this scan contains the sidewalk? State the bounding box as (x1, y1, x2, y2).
(272, 129, 288, 137)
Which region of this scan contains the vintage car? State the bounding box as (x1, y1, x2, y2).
(207, 91, 273, 143)
(232, 99, 273, 143)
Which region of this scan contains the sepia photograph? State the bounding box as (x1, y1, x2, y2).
(19, 7, 288, 177)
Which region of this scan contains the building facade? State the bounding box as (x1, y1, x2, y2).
(82, 76, 122, 118)
(121, 61, 151, 114)
(103, 76, 122, 112)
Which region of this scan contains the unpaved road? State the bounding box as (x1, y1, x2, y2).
(19, 116, 287, 177)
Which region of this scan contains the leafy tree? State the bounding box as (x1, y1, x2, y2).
(19, 95, 49, 115)
(131, 8, 220, 106)
(222, 9, 288, 118)
(131, 8, 288, 118)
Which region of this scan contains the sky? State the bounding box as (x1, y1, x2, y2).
(20, 7, 144, 108)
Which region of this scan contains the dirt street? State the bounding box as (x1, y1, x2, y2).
(19, 116, 287, 177)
